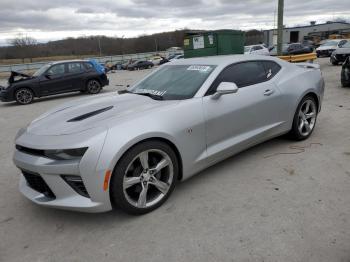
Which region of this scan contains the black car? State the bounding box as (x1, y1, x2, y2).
(341, 57, 350, 87)
(269, 43, 313, 56)
(330, 40, 350, 65)
(0, 60, 109, 105)
(159, 57, 169, 65)
(127, 60, 154, 70)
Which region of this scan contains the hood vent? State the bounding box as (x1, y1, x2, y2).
(67, 106, 114, 122)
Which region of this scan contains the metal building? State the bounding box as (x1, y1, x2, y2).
(263, 21, 350, 47)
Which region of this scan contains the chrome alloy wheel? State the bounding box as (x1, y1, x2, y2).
(123, 149, 174, 208)
(16, 89, 33, 104)
(298, 99, 317, 137)
(87, 80, 101, 94)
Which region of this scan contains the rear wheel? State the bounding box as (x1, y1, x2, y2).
(15, 88, 34, 105)
(289, 96, 317, 140)
(341, 82, 350, 88)
(86, 79, 101, 94)
(110, 140, 178, 215)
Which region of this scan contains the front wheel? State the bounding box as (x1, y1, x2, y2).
(289, 96, 318, 140)
(15, 88, 34, 105)
(86, 79, 102, 94)
(110, 141, 179, 215)
(330, 57, 338, 65)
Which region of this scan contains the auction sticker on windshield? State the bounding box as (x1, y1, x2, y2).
(187, 65, 212, 72)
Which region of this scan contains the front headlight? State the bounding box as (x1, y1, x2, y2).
(44, 148, 88, 160)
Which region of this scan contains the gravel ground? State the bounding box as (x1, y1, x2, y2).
(0, 59, 349, 262)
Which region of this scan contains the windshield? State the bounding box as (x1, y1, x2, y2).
(33, 64, 51, 77)
(129, 65, 216, 100)
(321, 41, 338, 47)
(341, 41, 350, 48)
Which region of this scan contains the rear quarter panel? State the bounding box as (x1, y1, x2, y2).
(276, 63, 324, 129)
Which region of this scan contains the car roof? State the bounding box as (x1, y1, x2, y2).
(245, 44, 264, 47)
(325, 39, 343, 43)
(170, 54, 285, 67)
(50, 59, 89, 65)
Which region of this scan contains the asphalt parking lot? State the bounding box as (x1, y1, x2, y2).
(0, 58, 349, 262)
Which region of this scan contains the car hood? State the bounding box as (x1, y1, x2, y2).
(8, 71, 35, 86)
(334, 48, 350, 55)
(27, 93, 179, 136)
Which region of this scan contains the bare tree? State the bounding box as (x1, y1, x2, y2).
(8, 34, 38, 62)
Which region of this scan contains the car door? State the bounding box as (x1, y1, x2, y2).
(293, 44, 303, 55)
(202, 61, 283, 161)
(39, 63, 68, 95)
(64, 62, 86, 91)
(288, 44, 297, 55)
(252, 46, 263, 55)
(137, 61, 144, 69)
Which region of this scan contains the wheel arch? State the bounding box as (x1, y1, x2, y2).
(14, 86, 37, 97)
(303, 92, 320, 112)
(111, 136, 184, 181)
(86, 77, 101, 86)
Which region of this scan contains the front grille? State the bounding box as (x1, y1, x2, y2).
(22, 171, 55, 199)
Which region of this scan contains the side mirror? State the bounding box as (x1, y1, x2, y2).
(212, 82, 238, 99)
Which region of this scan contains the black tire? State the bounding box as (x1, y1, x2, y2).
(15, 88, 34, 105)
(341, 82, 350, 88)
(330, 58, 338, 65)
(110, 140, 179, 215)
(289, 95, 318, 141)
(86, 79, 102, 94)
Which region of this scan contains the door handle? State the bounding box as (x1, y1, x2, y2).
(264, 89, 275, 96)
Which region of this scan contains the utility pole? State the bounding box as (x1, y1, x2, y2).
(154, 38, 158, 52)
(98, 37, 102, 56)
(277, 0, 284, 56)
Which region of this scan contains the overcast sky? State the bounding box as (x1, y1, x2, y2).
(0, 0, 349, 45)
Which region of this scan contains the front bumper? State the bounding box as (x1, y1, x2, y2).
(333, 54, 350, 63)
(0, 88, 13, 102)
(317, 49, 334, 57)
(341, 67, 350, 86)
(13, 128, 112, 213)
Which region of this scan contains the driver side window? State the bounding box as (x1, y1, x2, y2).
(207, 61, 267, 95)
(47, 64, 65, 75)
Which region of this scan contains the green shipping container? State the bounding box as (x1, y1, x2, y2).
(184, 30, 245, 58)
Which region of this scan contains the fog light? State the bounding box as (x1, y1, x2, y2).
(61, 175, 90, 198)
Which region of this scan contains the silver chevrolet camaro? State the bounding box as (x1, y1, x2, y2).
(13, 55, 324, 214)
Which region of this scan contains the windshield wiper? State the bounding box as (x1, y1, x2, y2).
(118, 89, 133, 94)
(118, 89, 164, 100)
(133, 92, 164, 100)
